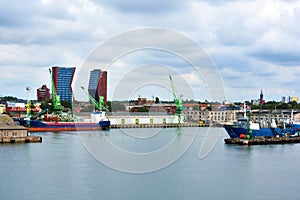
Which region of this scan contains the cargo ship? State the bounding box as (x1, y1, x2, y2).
(224, 117, 299, 138)
(18, 111, 110, 132)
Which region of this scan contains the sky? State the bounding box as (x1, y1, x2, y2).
(1, 0, 300, 102)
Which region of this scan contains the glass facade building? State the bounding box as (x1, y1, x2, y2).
(52, 66, 76, 103)
(88, 69, 107, 102)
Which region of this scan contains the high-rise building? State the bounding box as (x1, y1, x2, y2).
(282, 96, 299, 103)
(52, 66, 76, 103)
(37, 84, 50, 101)
(88, 69, 107, 102)
(291, 96, 299, 103)
(260, 89, 264, 105)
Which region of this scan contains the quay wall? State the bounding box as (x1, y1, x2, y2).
(110, 123, 208, 129)
(0, 136, 42, 143)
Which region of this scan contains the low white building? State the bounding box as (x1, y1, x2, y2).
(109, 115, 182, 125)
(184, 109, 240, 124)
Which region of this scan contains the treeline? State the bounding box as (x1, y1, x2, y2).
(0, 96, 19, 102)
(2, 95, 300, 111)
(39, 100, 73, 111)
(250, 101, 300, 110)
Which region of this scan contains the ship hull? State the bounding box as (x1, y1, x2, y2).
(224, 125, 282, 138)
(18, 119, 110, 132)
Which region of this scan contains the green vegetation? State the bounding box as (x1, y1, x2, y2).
(192, 105, 200, 110)
(137, 107, 149, 112)
(61, 100, 72, 109)
(40, 100, 52, 110)
(39, 99, 72, 113)
(0, 96, 18, 102)
(155, 97, 160, 104)
(3, 94, 300, 113)
(251, 101, 300, 110)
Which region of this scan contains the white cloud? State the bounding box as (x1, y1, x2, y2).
(1, 0, 300, 102)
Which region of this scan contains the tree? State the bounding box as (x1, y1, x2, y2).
(155, 97, 160, 104)
(278, 103, 289, 109)
(137, 107, 149, 112)
(0, 96, 18, 102)
(290, 101, 298, 109)
(193, 105, 199, 110)
(61, 100, 72, 109)
(40, 100, 52, 111)
(251, 105, 260, 110)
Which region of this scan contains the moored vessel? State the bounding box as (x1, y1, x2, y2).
(224, 117, 299, 138)
(18, 111, 110, 132)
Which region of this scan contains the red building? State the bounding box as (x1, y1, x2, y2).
(130, 104, 177, 114)
(51, 66, 76, 103)
(5, 103, 40, 118)
(37, 85, 51, 101)
(88, 69, 107, 102)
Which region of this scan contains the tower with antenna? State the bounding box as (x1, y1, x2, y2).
(260, 89, 264, 105)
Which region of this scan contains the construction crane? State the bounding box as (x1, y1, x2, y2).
(169, 75, 183, 124)
(49, 68, 63, 114)
(81, 86, 106, 111)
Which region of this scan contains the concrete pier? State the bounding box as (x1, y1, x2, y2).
(0, 136, 42, 143)
(110, 123, 209, 129)
(224, 136, 300, 146)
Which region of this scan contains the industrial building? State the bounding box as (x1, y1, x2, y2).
(52, 66, 76, 103)
(5, 101, 40, 118)
(36, 84, 50, 101)
(88, 69, 107, 102)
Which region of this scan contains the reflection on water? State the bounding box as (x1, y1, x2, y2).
(78, 127, 197, 173)
(0, 128, 300, 200)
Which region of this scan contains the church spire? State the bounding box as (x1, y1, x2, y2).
(260, 89, 263, 104)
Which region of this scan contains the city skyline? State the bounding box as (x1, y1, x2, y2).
(2, 85, 300, 105)
(1, 0, 300, 102)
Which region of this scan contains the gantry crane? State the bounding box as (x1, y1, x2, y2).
(169, 75, 183, 124)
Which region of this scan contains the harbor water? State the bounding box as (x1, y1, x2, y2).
(1, 127, 300, 200)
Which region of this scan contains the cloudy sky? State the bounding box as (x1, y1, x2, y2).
(1, 0, 300, 102)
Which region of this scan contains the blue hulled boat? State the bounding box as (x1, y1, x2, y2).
(18, 111, 110, 132)
(224, 118, 299, 138)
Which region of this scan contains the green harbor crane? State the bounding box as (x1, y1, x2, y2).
(81, 86, 106, 111)
(169, 75, 183, 124)
(26, 86, 31, 130)
(49, 68, 64, 114)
